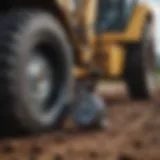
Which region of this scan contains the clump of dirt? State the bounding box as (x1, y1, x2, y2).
(119, 154, 134, 160)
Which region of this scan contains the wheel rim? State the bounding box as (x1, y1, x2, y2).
(27, 53, 53, 110)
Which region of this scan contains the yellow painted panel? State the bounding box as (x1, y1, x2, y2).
(107, 45, 125, 77)
(93, 44, 125, 77)
(95, 5, 149, 42)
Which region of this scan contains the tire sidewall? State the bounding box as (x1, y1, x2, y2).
(142, 21, 157, 98)
(12, 11, 73, 131)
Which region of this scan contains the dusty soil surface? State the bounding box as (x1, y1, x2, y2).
(0, 82, 160, 160)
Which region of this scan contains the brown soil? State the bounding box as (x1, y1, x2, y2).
(0, 81, 160, 160)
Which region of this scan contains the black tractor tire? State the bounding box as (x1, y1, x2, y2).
(0, 9, 73, 135)
(124, 21, 156, 100)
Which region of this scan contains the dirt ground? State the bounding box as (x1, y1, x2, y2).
(0, 82, 160, 160)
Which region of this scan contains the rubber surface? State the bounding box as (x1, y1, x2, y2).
(0, 9, 73, 135)
(124, 21, 155, 99)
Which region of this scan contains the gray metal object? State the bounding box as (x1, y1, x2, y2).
(27, 53, 53, 111)
(72, 90, 107, 129)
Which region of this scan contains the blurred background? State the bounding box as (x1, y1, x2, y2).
(1, 1, 160, 160)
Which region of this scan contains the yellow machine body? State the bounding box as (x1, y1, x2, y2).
(55, 0, 151, 78)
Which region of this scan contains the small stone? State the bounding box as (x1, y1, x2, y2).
(2, 143, 14, 153)
(89, 151, 98, 158)
(119, 154, 134, 160)
(151, 137, 159, 145)
(29, 153, 37, 160)
(31, 143, 43, 154)
(53, 153, 65, 160)
(132, 140, 143, 149)
(54, 132, 66, 144)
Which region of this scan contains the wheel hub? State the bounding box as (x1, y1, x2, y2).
(27, 54, 53, 109)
